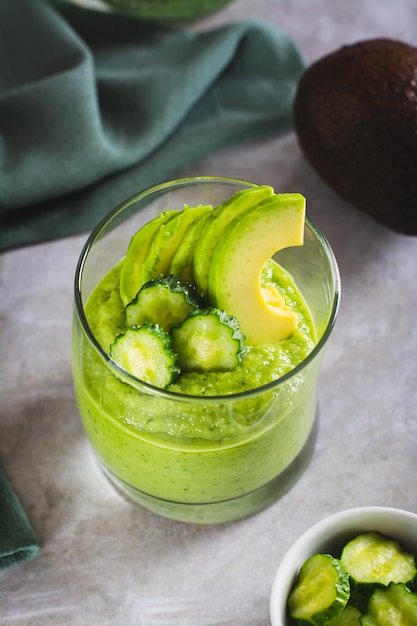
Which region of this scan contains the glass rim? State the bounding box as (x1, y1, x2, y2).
(74, 176, 341, 403)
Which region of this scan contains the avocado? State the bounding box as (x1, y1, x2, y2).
(139, 204, 211, 288)
(120, 210, 178, 306)
(293, 38, 417, 235)
(169, 207, 213, 283)
(208, 193, 305, 345)
(193, 185, 274, 295)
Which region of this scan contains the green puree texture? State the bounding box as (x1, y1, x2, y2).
(73, 261, 318, 505)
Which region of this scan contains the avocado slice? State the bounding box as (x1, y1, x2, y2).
(120, 210, 178, 306)
(208, 193, 305, 345)
(193, 185, 274, 295)
(169, 206, 213, 283)
(139, 204, 212, 287)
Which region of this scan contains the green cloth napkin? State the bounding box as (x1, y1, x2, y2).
(0, 466, 40, 570)
(0, 0, 305, 251)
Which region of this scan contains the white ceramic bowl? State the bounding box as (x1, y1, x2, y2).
(270, 506, 417, 626)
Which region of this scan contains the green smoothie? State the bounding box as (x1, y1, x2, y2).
(72, 180, 339, 523)
(73, 258, 317, 505)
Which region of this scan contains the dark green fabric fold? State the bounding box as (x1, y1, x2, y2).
(0, 466, 40, 570)
(0, 0, 305, 250)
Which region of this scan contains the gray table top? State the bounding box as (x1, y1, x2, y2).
(1, 1, 417, 624)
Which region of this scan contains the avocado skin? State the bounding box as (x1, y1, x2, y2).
(293, 38, 417, 235)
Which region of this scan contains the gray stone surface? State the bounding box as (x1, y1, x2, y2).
(1, 1, 417, 624)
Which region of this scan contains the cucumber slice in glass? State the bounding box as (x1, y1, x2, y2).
(171, 307, 246, 372)
(110, 324, 179, 388)
(125, 275, 205, 331)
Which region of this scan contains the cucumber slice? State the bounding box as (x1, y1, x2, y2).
(120, 210, 178, 306)
(171, 307, 246, 372)
(110, 324, 179, 388)
(288, 553, 350, 626)
(360, 582, 417, 626)
(125, 275, 205, 331)
(341, 532, 417, 592)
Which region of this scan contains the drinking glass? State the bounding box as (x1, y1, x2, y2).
(72, 176, 340, 523)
